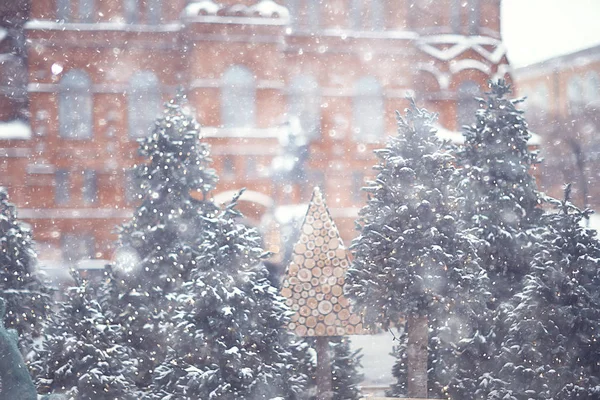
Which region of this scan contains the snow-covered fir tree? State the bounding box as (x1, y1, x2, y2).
(346, 104, 489, 397)
(0, 187, 50, 352)
(455, 79, 543, 303)
(447, 80, 546, 398)
(475, 186, 600, 400)
(115, 94, 219, 387)
(145, 192, 307, 399)
(331, 337, 363, 400)
(386, 327, 408, 397)
(32, 271, 137, 400)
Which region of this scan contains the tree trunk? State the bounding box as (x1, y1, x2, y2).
(407, 314, 428, 398)
(316, 336, 333, 400)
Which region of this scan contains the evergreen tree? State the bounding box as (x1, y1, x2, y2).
(331, 337, 363, 400)
(114, 95, 219, 387)
(475, 186, 600, 399)
(145, 192, 306, 399)
(386, 327, 408, 397)
(448, 80, 545, 398)
(455, 80, 543, 304)
(32, 272, 137, 400)
(346, 104, 489, 397)
(0, 187, 51, 352)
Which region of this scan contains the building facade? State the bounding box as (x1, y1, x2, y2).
(515, 45, 600, 211)
(0, 0, 509, 273)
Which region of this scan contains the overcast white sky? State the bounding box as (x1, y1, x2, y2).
(501, 0, 600, 68)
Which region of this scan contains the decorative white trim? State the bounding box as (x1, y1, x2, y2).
(492, 64, 513, 81)
(0, 148, 30, 158)
(449, 59, 491, 75)
(19, 208, 132, 219)
(25, 20, 182, 32)
(213, 190, 275, 208)
(417, 34, 507, 64)
(416, 63, 450, 90)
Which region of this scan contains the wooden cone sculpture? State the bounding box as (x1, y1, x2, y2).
(281, 187, 366, 337)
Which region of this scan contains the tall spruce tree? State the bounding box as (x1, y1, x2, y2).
(0, 187, 50, 352)
(346, 104, 489, 397)
(474, 186, 600, 400)
(32, 271, 137, 400)
(455, 80, 543, 304)
(145, 192, 307, 399)
(447, 80, 546, 398)
(331, 337, 363, 400)
(114, 95, 219, 387)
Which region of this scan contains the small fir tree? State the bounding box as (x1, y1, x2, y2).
(115, 95, 219, 387)
(474, 186, 600, 400)
(146, 192, 307, 399)
(32, 272, 137, 400)
(331, 337, 363, 400)
(346, 104, 489, 397)
(0, 187, 51, 352)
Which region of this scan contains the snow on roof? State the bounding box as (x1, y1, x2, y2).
(0, 120, 32, 140)
(183, 1, 289, 19)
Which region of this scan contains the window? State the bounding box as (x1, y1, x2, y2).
(55, 169, 70, 205)
(125, 170, 141, 204)
(353, 76, 385, 141)
(468, 0, 480, 34)
(124, 0, 138, 23)
(286, 0, 299, 27)
(351, 0, 385, 31)
(223, 156, 236, 179)
(57, 0, 71, 21)
(306, 1, 320, 29)
(451, 0, 461, 33)
(62, 233, 95, 264)
(147, 0, 162, 24)
(289, 75, 321, 139)
(567, 76, 584, 115)
(128, 71, 161, 138)
(457, 81, 480, 128)
(82, 169, 98, 204)
(79, 0, 94, 22)
(221, 65, 256, 128)
(59, 70, 93, 139)
(584, 72, 599, 104)
(352, 172, 365, 203)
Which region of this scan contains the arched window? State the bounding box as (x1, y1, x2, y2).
(147, 0, 161, 24)
(128, 71, 161, 138)
(568, 76, 584, 115)
(57, 0, 71, 21)
(289, 75, 321, 139)
(59, 70, 93, 139)
(353, 76, 385, 141)
(468, 0, 480, 34)
(457, 81, 480, 128)
(79, 0, 94, 22)
(124, 0, 139, 23)
(221, 66, 256, 128)
(584, 72, 599, 104)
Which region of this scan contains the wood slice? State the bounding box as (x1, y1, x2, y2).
(292, 304, 300, 311)
(291, 313, 299, 322)
(322, 285, 331, 294)
(298, 268, 312, 282)
(318, 315, 324, 321)
(293, 284, 303, 293)
(299, 306, 311, 317)
(332, 258, 340, 266)
(355, 324, 364, 334)
(331, 296, 338, 304)
(293, 292, 301, 300)
(311, 278, 319, 286)
(315, 286, 322, 293)
(305, 250, 314, 259)
(335, 248, 346, 259)
(324, 221, 332, 229)
(314, 247, 321, 255)
(295, 243, 306, 254)
(340, 259, 349, 268)
(335, 319, 341, 326)
(337, 277, 344, 285)
(327, 326, 336, 336)
(307, 298, 318, 309)
(342, 320, 348, 326)
(296, 325, 307, 336)
(328, 229, 338, 238)
(307, 328, 315, 336)
(333, 304, 342, 313)
(336, 327, 346, 336)
(325, 293, 332, 300)
(319, 252, 327, 260)
(312, 267, 322, 277)
(303, 224, 314, 235)
(283, 280, 291, 288)
(314, 219, 323, 229)
(289, 263, 300, 275)
(289, 322, 296, 330)
(333, 267, 344, 278)
(317, 260, 325, 268)
(328, 276, 338, 286)
(315, 323, 326, 335)
(301, 235, 308, 243)
(315, 236, 324, 246)
(331, 285, 343, 297)
(320, 212, 329, 222)
(346, 325, 355, 334)
(305, 258, 315, 269)
(281, 287, 292, 298)
(298, 298, 306, 305)
(319, 275, 328, 284)
(328, 238, 339, 250)
(338, 297, 349, 307)
(349, 314, 361, 325)
(318, 300, 333, 315)
(327, 250, 336, 259)
(306, 316, 317, 328)
(306, 215, 314, 224)
(323, 266, 333, 276)
(316, 293, 324, 301)
(301, 291, 309, 298)
(289, 277, 299, 285)
(307, 241, 315, 250)
(286, 299, 294, 307)
(339, 309, 350, 321)
(311, 308, 320, 317)
(324, 312, 336, 326)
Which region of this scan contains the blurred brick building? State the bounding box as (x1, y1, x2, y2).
(515, 45, 600, 211)
(0, 0, 511, 274)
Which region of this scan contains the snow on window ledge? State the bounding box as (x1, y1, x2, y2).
(0, 120, 32, 140)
